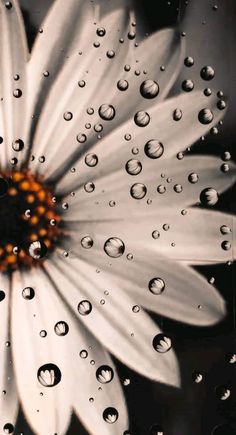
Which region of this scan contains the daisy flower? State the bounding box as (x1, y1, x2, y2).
(0, 1, 235, 434)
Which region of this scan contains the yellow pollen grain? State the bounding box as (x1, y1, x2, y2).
(26, 194, 35, 204)
(5, 244, 13, 254)
(8, 187, 18, 196)
(29, 216, 39, 225)
(19, 180, 30, 191)
(39, 228, 47, 237)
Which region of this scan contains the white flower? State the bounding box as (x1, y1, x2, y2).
(0, 1, 234, 435)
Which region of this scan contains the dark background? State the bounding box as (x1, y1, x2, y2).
(15, 1, 236, 434)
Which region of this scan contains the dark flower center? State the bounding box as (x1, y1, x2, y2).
(0, 170, 61, 272)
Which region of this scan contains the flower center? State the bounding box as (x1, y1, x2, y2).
(0, 170, 61, 272)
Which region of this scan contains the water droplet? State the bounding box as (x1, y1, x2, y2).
(188, 172, 199, 183)
(150, 424, 164, 435)
(0, 290, 5, 301)
(3, 423, 14, 434)
(200, 65, 215, 80)
(144, 140, 164, 159)
(198, 108, 214, 124)
(78, 300, 92, 315)
(106, 50, 115, 58)
(29, 240, 47, 259)
(134, 111, 150, 127)
(148, 278, 165, 295)
(192, 371, 203, 383)
(37, 363, 61, 387)
(81, 236, 93, 249)
(215, 385, 231, 400)
(132, 305, 140, 313)
(217, 100, 226, 110)
(98, 104, 115, 121)
(130, 183, 147, 199)
(85, 153, 98, 167)
(63, 111, 73, 121)
(54, 321, 69, 336)
(104, 237, 125, 258)
(117, 79, 129, 91)
(182, 79, 194, 92)
(12, 138, 24, 152)
(152, 230, 160, 239)
(84, 182, 95, 193)
(96, 365, 114, 384)
(220, 225, 231, 235)
(97, 27, 106, 37)
(173, 108, 182, 121)
(79, 350, 88, 358)
(174, 184, 183, 193)
(103, 407, 119, 424)
(221, 240, 231, 251)
(153, 333, 172, 353)
(157, 185, 166, 194)
(5, 2, 12, 9)
(78, 80, 86, 88)
(128, 30, 136, 40)
(200, 187, 218, 206)
(13, 88, 22, 98)
(140, 80, 159, 99)
(184, 56, 194, 67)
(125, 159, 142, 175)
(40, 330, 47, 337)
(204, 88, 212, 96)
(22, 287, 35, 300)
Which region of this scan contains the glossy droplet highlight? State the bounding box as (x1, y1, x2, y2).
(104, 237, 125, 258)
(37, 363, 61, 387)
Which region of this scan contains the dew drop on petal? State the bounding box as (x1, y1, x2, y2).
(173, 108, 182, 121)
(54, 321, 69, 336)
(98, 104, 116, 121)
(0, 290, 5, 301)
(221, 240, 231, 251)
(12, 138, 24, 152)
(80, 349, 88, 358)
(198, 108, 214, 124)
(140, 80, 159, 99)
(3, 423, 14, 434)
(152, 230, 160, 239)
(130, 183, 147, 199)
(104, 237, 125, 258)
(81, 236, 93, 249)
(144, 140, 164, 159)
(220, 225, 231, 235)
(96, 27, 106, 37)
(63, 111, 73, 121)
(200, 187, 218, 206)
(77, 300, 92, 315)
(103, 407, 119, 424)
(125, 159, 142, 175)
(13, 88, 22, 98)
(200, 65, 215, 80)
(37, 363, 61, 387)
(5, 2, 12, 9)
(96, 365, 114, 384)
(84, 182, 95, 193)
(117, 79, 129, 91)
(85, 153, 98, 167)
(29, 240, 48, 259)
(188, 172, 199, 183)
(157, 185, 166, 194)
(153, 333, 172, 353)
(192, 371, 203, 383)
(182, 79, 194, 92)
(22, 287, 35, 300)
(184, 56, 194, 67)
(148, 278, 165, 295)
(134, 111, 150, 127)
(132, 305, 140, 313)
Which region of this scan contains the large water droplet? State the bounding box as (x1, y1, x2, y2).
(140, 80, 159, 99)
(200, 187, 218, 206)
(37, 363, 61, 387)
(103, 407, 119, 424)
(130, 183, 147, 199)
(54, 321, 69, 336)
(104, 237, 125, 258)
(148, 278, 165, 295)
(96, 365, 114, 384)
(29, 240, 47, 259)
(153, 333, 172, 353)
(144, 140, 164, 159)
(134, 111, 150, 127)
(22, 287, 35, 300)
(198, 108, 214, 124)
(200, 65, 215, 81)
(125, 159, 142, 175)
(98, 104, 115, 121)
(78, 300, 92, 315)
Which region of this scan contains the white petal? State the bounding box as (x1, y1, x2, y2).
(65, 243, 225, 326)
(0, 273, 18, 430)
(0, 0, 28, 165)
(64, 203, 235, 265)
(54, 91, 226, 194)
(61, 155, 235, 222)
(45, 256, 180, 387)
(25, 0, 94, 155)
(30, 7, 132, 176)
(12, 267, 128, 435)
(11, 270, 72, 435)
